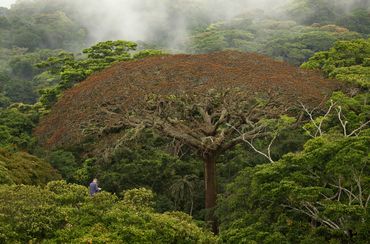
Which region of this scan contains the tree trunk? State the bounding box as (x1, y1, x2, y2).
(203, 153, 218, 234)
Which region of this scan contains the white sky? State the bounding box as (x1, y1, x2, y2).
(0, 0, 16, 8)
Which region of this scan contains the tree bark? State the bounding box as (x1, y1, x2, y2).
(203, 152, 218, 234)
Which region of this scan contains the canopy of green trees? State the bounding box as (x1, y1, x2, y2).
(302, 38, 370, 88)
(190, 18, 362, 65)
(218, 132, 369, 243)
(0, 182, 216, 243)
(0, 0, 369, 242)
(0, 148, 60, 185)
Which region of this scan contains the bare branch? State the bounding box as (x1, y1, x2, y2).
(329, 183, 360, 204)
(300, 100, 335, 137)
(354, 174, 364, 207)
(227, 123, 275, 163)
(365, 194, 370, 208)
(243, 138, 275, 163)
(267, 133, 278, 161)
(319, 100, 335, 131)
(336, 106, 348, 136)
(283, 202, 341, 231)
(348, 120, 370, 137)
(320, 191, 339, 201)
(337, 178, 342, 202)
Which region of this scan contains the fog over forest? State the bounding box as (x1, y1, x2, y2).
(3, 0, 368, 48)
(46, 0, 292, 47)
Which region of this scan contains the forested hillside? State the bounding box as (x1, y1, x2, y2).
(0, 0, 369, 243)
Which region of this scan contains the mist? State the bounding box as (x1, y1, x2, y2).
(59, 0, 293, 48)
(8, 0, 370, 49)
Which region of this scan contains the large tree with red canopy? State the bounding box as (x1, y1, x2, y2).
(35, 51, 339, 232)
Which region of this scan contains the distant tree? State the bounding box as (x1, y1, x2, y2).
(0, 48, 60, 104)
(0, 93, 10, 108)
(286, 0, 342, 25)
(0, 108, 36, 149)
(0, 148, 61, 185)
(287, 0, 370, 34)
(190, 16, 362, 65)
(47, 150, 78, 182)
(337, 9, 370, 34)
(190, 24, 255, 53)
(3, 79, 38, 103)
(11, 29, 42, 51)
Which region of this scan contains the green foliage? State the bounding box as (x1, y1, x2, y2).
(0, 148, 61, 185)
(6, 49, 59, 80)
(287, 0, 344, 26)
(169, 174, 200, 216)
(190, 19, 255, 53)
(37, 86, 59, 109)
(83, 40, 137, 61)
(85, 129, 205, 216)
(215, 68, 368, 243)
(46, 180, 89, 205)
(47, 150, 78, 182)
(122, 188, 155, 209)
(0, 181, 217, 243)
(190, 17, 361, 65)
(0, 107, 36, 149)
(0, 48, 61, 104)
(3, 78, 37, 103)
(0, 2, 86, 106)
(301, 38, 370, 88)
(302, 92, 369, 138)
(0, 185, 64, 243)
(0, 92, 10, 108)
(80, 123, 308, 219)
(0, 1, 368, 242)
(337, 8, 370, 35)
(287, 0, 370, 34)
(217, 132, 370, 243)
(0, 158, 13, 184)
(0, 6, 86, 51)
(133, 49, 166, 59)
(262, 27, 360, 65)
(329, 92, 370, 134)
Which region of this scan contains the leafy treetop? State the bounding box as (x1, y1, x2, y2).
(301, 38, 370, 88)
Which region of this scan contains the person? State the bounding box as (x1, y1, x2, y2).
(89, 178, 101, 196)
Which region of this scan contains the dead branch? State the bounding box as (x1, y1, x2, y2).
(300, 100, 335, 137)
(227, 123, 275, 163)
(336, 106, 348, 136)
(348, 120, 370, 137)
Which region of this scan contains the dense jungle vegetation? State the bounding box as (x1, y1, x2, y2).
(0, 0, 369, 243)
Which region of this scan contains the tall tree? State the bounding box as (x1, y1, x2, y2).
(121, 87, 288, 232)
(35, 51, 339, 232)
